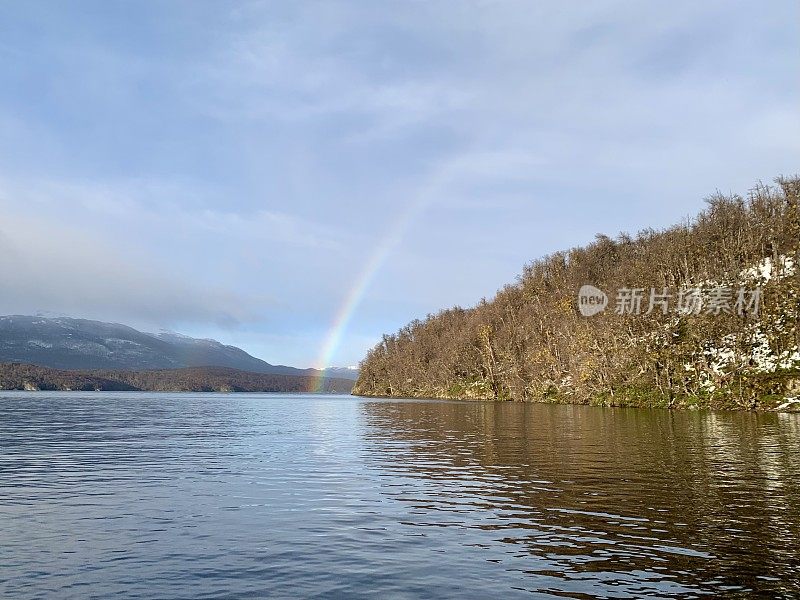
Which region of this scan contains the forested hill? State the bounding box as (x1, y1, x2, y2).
(354, 177, 800, 411)
(0, 363, 354, 394)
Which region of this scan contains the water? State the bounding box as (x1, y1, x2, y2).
(1, 393, 799, 599)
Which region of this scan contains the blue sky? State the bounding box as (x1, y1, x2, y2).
(0, 1, 797, 367)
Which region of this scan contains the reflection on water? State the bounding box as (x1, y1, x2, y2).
(361, 401, 800, 597)
(0, 393, 798, 598)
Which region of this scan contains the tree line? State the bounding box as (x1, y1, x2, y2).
(0, 363, 354, 394)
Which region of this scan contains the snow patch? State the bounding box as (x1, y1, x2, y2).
(776, 397, 800, 411)
(740, 255, 796, 283)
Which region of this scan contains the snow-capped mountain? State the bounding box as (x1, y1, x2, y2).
(0, 315, 357, 379)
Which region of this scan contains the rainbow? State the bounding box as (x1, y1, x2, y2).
(310, 196, 430, 393)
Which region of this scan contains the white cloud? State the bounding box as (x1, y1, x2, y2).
(0, 209, 256, 328)
(0, 0, 796, 365)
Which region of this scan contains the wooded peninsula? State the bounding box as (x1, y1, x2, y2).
(354, 177, 800, 410)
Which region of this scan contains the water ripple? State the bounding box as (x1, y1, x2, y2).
(1, 393, 799, 598)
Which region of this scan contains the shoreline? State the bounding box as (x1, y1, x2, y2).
(352, 391, 800, 413)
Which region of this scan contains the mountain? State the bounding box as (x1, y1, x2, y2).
(0, 316, 357, 380)
(319, 366, 360, 381)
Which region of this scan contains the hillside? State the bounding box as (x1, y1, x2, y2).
(0, 363, 353, 394)
(354, 177, 800, 410)
(0, 316, 358, 380)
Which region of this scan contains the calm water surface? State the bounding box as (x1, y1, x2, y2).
(1, 393, 799, 598)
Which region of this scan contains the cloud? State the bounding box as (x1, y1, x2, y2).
(0, 172, 352, 330)
(0, 0, 796, 366)
(7, 176, 341, 251)
(0, 206, 257, 328)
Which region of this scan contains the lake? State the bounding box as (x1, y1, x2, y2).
(1, 393, 799, 598)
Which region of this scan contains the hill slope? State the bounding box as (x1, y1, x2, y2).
(354, 177, 800, 410)
(0, 316, 357, 380)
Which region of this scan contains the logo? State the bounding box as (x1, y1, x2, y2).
(576, 284, 762, 317)
(578, 285, 608, 316)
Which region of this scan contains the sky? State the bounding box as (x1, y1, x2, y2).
(0, 1, 798, 368)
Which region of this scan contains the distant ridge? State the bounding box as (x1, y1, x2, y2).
(0, 363, 354, 393)
(0, 315, 358, 380)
